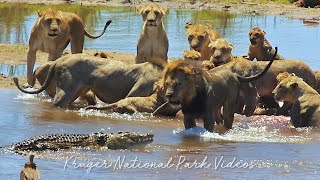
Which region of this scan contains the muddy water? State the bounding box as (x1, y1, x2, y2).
(1, 3, 320, 179)
(2, 91, 320, 179)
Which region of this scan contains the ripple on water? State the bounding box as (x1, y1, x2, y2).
(173, 116, 313, 143)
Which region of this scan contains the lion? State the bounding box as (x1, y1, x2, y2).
(183, 49, 214, 70)
(161, 56, 275, 132)
(185, 22, 221, 60)
(209, 38, 317, 115)
(273, 73, 320, 127)
(314, 70, 320, 93)
(14, 54, 163, 108)
(245, 27, 284, 61)
(85, 83, 180, 116)
(135, 3, 168, 67)
(27, 8, 112, 86)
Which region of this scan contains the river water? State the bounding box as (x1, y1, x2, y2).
(0, 3, 320, 179)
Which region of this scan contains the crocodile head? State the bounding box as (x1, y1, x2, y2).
(106, 131, 154, 150)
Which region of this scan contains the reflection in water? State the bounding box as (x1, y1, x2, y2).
(0, 63, 38, 77)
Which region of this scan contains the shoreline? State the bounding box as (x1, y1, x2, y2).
(0, 0, 320, 20)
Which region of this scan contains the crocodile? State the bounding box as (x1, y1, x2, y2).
(2, 131, 153, 154)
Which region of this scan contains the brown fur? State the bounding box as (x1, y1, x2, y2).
(27, 8, 111, 86)
(135, 3, 168, 67)
(86, 85, 180, 116)
(185, 22, 220, 60)
(209, 38, 317, 115)
(183, 49, 214, 70)
(15, 54, 163, 108)
(273, 73, 320, 127)
(314, 70, 320, 93)
(245, 27, 284, 61)
(161, 57, 275, 131)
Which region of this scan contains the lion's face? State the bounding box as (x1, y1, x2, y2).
(272, 74, 300, 103)
(162, 61, 198, 105)
(185, 23, 211, 52)
(38, 8, 63, 39)
(209, 38, 233, 66)
(183, 49, 201, 61)
(249, 27, 266, 45)
(137, 3, 167, 27)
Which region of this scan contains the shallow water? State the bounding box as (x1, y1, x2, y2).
(1, 3, 320, 179)
(2, 91, 320, 179)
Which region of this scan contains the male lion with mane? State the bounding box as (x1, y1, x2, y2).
(273, 73, 320, 128)
(161, 53, 276, 132)
(27, 8, 112, 86)
(135, 3, 168, 67)
(14, 54, 162, 108)
(185, 22, 220, 60)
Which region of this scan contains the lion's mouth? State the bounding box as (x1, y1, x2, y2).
(250, 38, 257, 45)
(48, 33, 58, 37)
(214, 61, 224, 67)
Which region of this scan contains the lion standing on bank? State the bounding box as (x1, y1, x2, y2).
(135, 3, 169, 67)
(27, 8, 112, 86)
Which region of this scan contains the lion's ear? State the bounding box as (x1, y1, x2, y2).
(290, 82, 298, 89)
(228, 43, 234, 50)
(262, 30, 266, 35)
(205, 23, 212, 29)
(137, 5, 145, 14)
(185, 22, 192, 30)
(160, 7, 167, 15)
(37, 10, 44, 17)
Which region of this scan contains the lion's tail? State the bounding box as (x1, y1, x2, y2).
(237, 47, 278, 82)
(84, 20, 112, 39)
(13, 63, 56, 94)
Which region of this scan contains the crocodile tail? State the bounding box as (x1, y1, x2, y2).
(237, 47, 278, 82)
(84, 20, 112, 39)
(13, 63, 56, 94)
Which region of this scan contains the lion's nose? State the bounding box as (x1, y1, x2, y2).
(148, 19, 156, 23)
(214, 55, 221, 59)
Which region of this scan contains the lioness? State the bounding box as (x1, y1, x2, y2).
(209, 38, 316, 115)
(27, 8, 112, 86)
(161, 56, 275, 132)
(185, 22, 220, 60)
(14, 54, 163, 108)
(135, 3, 168, 67)
(86, 84, 180, 116)
(273, 73, 320, 127)
(315, 70, 320, 93)
(245, 27, 284, 61)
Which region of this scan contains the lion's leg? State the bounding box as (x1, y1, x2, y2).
(183, 114, 196, 129)
(242, 83, 258, 116)
(27, 50, 37, 86)
(213, 109, 223, 125)
(78, 91, 96, 105)
(223, 102, 235, 130)
(70, 36, 84, 54)
(203, 112, 214, 132)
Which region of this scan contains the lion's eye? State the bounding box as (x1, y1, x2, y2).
(188, 35, 193, 41)
(145, 10, 150, 14)
(154, 11, 160, 16)
(211, 47, 216, 52)
(56, 19, 61, 24)
(221, 48, 226, 52)
(46, 18, 52, 23)
(198, 36, 204, 41)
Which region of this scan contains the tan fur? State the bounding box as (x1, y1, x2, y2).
(314, 70, 320, 93)
(135, 3, 168, 67)
(162, 60, 241, 132)
(183, 49, 214, 70)
(27, 8, 111, 86)
(15, 54, 163, 108)
(209, 38, 317, 115)
(34, 62, 96, 105)
(273, 74, 320, 127)
(185, 22, 220, 60)
(86, 85, 180, 116)
(246, 27, 284, 61)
